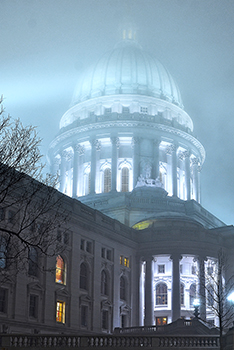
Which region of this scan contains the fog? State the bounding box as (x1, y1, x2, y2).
(1, 0, 234, 225)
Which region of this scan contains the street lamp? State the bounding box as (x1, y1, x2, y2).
(193, 298, 200, 318)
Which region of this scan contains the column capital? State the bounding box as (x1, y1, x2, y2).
(153, 139, 161, 147)
(170, 254, 182, 262)
(131, 136, 140, 148)
(111, 137, 120, 148)
(191, 157, 200, 166)
(166, 143, 177, 155)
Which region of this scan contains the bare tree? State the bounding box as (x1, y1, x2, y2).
(0, 97, 66, 280)
(200, 250, 234, 350)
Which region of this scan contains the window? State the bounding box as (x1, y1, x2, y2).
(121, 167, 129, 192)
(156, 283, 168, 305)
(80, 239, 85, 250)
(29, 295, 38, 318)
(156, 317, 167, 326)
(207, 284, 214, 307)
(102, 310, 108, 330)
(105, 108, 111, 114)
(28, 247, 38, 277)
(104, 168, 111, 193)
(0, 288, 7, 313)
(158, 265, 165, 274)
(180, 283, 185, 306)
(0, 236, 7, 269)
(107, 249, 112, 261)
(81, 305, 88, 327)
(122, 107, 129, 114)
(120, 276, 126, 300)
(101, 248, 106, 258)
(101, 270, 108, 295)
(86, 241, 92, 253)
(55, 255, 66, 284)
(120, 255, 129, 267)
(189, 283, 196, 307)
(80, 263, 88, 290)
(140, 107, 148, 114)
(56, 301, 65, 323)
(121, 314, 127, 328)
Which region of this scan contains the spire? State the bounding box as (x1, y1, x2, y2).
(119, 18, 137, 42)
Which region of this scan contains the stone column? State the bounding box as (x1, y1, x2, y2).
(198, 165, 201, 204)
(132, 137, 140, 188)
(166, 144, 177, 196)
(144, 256, 154, 326)
(90, 139, 100, 194)
(59, 150, 67, 193)
(139, 259, 144, 326)
(72, 144, 79, 197)
(171, 254, 181, 322)
(184, 151, 191, 200)
(111, 137, 119, 191)
(77, 145, 85, 196)
(192, 158, 199, 201)
(152, 139, 160, 179)
(198, 256, 206, 321)
(51, 156, 60, 178)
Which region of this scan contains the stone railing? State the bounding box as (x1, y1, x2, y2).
(0, 334, 220, 349)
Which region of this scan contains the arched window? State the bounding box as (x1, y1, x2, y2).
(120, 276, 126, 300)
(207, 284, 214, 307)
(121, 167, 129, 192)
(101, 270, 108, 295)
(104, 168, 111, 193)
(190, 283, 196, 307)
(0, 236, 7, 269)
(180, 283, 185, 306)
(80, 263, 88, 290)
(56, 255, 66, 284)
(28, 247, 38, 277)
(156, 283, 167, 305)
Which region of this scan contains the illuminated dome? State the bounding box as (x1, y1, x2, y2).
(72, 38, 183, 108)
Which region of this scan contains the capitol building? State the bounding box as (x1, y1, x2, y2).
(1, 29, 234, 335)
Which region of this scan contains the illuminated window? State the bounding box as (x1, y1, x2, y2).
(0, 288, 7, 313)
(120, 276, 126, 300)
(156, 283, 167, 305)
(80, 263, 88, 290)
(104, 168, 111, 193)
(180, 283, 185, 306)
(55, 255, 66, 285)
(158, 265, 165, 274)
(121, 167, 129, 192)
(120, 255, 129, 267)
(189, 283, 196, 307)
(56, 301, 65, 323)
(101, 270, 108, 295)
(28, 247, 38, 277)
(156, 317, 167, 326)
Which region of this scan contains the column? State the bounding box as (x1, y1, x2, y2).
(152, 139, 160, 179)
(198, 165, 201, 204)
(72, 144, 79, 197)
(111, 137, 119, 191)
(77, 145, 85, 196)
(198, 256, 206, 321)
(51, 156, 60, 178)
(131, 137, 140, 188)
(166, 144, 177, 196)
(171, 254, 181, 322)
(144, 256, 154, 326)
(59, 150, 67, 193)
(139, 259, 144, 326)
(192, 158, 199, 201)
(184, 151, 191, 200)
(90, 139, 100, 194)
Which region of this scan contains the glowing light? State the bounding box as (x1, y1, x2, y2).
(227, 292, 234, 302)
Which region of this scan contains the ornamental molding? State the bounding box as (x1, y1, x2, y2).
(49, 121, 205, 163)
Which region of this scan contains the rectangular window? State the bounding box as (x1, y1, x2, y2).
(64, 232, 69, 245)
(156, 317, 167, 326)
(120, 255, 129, 267)
(102, 310, 108, 330)
(101, 248, 106, 259)
(81, 305, 88, 327)
(124, 257, 129, 268)
(86, 241, 92, 253)
(158, 265, 165, 274)
(106, 249, 112, 261)
(29, 294, 38, 318)
(0, 288, 7, 313)
(140, 107, 148, 114)
(56, 301, 65, 323)
(120, 255, 123, 265)
(80, 239, 85, 250)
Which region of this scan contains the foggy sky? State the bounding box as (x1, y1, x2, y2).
(1, 0, 234, 225)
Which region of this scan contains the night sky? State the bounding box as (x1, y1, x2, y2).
(1, 0, 234, 225)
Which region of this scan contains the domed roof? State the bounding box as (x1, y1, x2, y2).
(72, 38, 183, 108)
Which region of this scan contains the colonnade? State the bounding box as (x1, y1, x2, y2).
(51, 136, 201, 202)
(141, 255, 207, 326)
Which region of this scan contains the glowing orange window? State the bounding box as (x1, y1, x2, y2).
(55, 255, 66, 284)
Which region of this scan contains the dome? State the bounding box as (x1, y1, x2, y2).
(72, 38, 183, 108)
